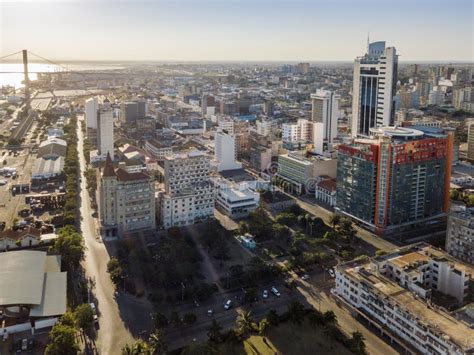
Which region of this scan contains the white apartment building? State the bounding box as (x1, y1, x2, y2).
(215, 182, 260, 218)
(311, 89, 340, 146)
(217, 118, 234, 133)
(159, 150, 214, 228)
(144, 139, 173, 161)
(446, 202, 474, 265)
(256, 118, 276, 137)
(85, 97, 98, 129)
(282, 119, 313, 143)
(214, 130, 242, 172)
(428, 87, 445, 106)
(333, 243, 473, 355)
(352, 41, 398, 137)
(99, 155, 156, 238)
(97, 106, 114, 157)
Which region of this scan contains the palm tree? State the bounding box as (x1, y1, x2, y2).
(121, 340, 153, 355)
(207, 319, 223, 343)
(236, 310, 254, 335)
(350, 331, 367, 355)
(266, 309, 279, 327)
(329, 213, 341, 229)
(322, 310, 337, 325)
(148, 329, 167, 354)
(258, 318, 270, 335)
(286, 301, 305, 325)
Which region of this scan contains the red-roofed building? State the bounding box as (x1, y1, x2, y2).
(315, 178, 337, 207)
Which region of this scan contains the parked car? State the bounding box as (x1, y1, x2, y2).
(224, 300, 232, 310)
(301, 274, 310, 281)
(328, 268, 335, 278)
(21, 338, 27, 350)
(271, 286, 281, 297)
(207, 309, 214, 317)
(262, 290, 269, 299)
(0, 180, 7, 186)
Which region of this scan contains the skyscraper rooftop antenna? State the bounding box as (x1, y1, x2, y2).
(366, 31, 370, 54)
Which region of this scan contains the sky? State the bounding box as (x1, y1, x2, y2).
(1, 0, 473, 62)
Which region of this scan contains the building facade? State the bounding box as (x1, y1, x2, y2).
(215, 130, 242, 172)
(333, 243, 473, 355)
(158, 150, 214, 228)
(336, 126, 453, 236)
(311, 89, 340, 148)
(215, 182, 260, 219)
(446, 202, 474, 265)
(99, 154, 156, 237)
(352, 41, 398, 137)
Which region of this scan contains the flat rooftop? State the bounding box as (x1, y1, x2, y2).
(344, 263, 474, 350)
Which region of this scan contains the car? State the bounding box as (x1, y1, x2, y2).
(0, 180, 7, 186)
(301, 274, 310, 281)
(90, 302, 97, 312)
(262, 290, 269, 299)
(224, 300, 232, 310)
(328, 268, 335, 278)
(271, 286, 280, 297)
(93, 314, 98, 324)
(21, 338, 27, 350)
(207, 309, 214, 317)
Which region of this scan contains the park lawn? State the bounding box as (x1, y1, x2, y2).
(219, 319, 352, 355)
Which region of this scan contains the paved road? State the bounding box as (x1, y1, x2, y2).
(77, 115, 135, 354)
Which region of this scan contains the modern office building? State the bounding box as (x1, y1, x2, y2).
(120, 101, 146, 124)
(446, 202, 474, 265)
(97, 106, 114, 157)
(214, 130, 242, 172)
(352, 41, 398, 137)
(99, 154, 156, 237)
(467, 120, 474, 162)
(85, 97, 98, 129)
(256, 117, 276, 137)
(311, 89, 340, 148)
(277, 152, 337, 195)
(336, 126, 454, 237)
(333, 243, 474, 355)
(453, 87, 473, 111)
(158, 150, 214, 228)
(215, 182, 260, 218)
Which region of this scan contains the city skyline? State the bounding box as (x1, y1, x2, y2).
(1, 0, 473, 62)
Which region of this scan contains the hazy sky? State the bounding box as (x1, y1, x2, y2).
(1, 0, 473, 62)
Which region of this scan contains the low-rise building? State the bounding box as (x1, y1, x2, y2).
(315, 178, 337, 207)
(215, 182, 260, 218)
(333, 243, 474, 355)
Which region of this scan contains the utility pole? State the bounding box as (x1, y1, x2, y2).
(22, 49, 30, 110)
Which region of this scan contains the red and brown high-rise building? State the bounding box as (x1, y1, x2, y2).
(336, 126, 453, 238)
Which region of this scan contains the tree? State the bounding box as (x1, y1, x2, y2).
(266, 309, 279, 327)
(322, 310, 337, 325)
(180, 342, 218, 355)
(74, 303, 94, 331)
(258, 318, 270, 335)
(183, 313, 197, 325)
(121, 339, 153, 355)
(338, 218, 357, 243)
(45, 323, 79, 355)
(236, 310, 254, 335)
(152, 312, 168, 328)
(107, 257, 124, 285)
(286, 301, 306, 325)
(350, 331, 367, 355)
(207, 319, 223, 343)
(49, 225, 85, 271)
(148, 329, 168, 354)
(329, 213, 341, 228)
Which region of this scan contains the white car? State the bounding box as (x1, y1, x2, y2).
(328, 269, 335, 278)
(224, 300, 232, 310)
(262, 290, 269, 299)
(0, 180, 7, 186)
(271, 286, 280, 297)
(207, 309, 214, 317)
(301, 274, 310, 281)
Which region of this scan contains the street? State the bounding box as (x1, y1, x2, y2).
(77, 115, 138, 354)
